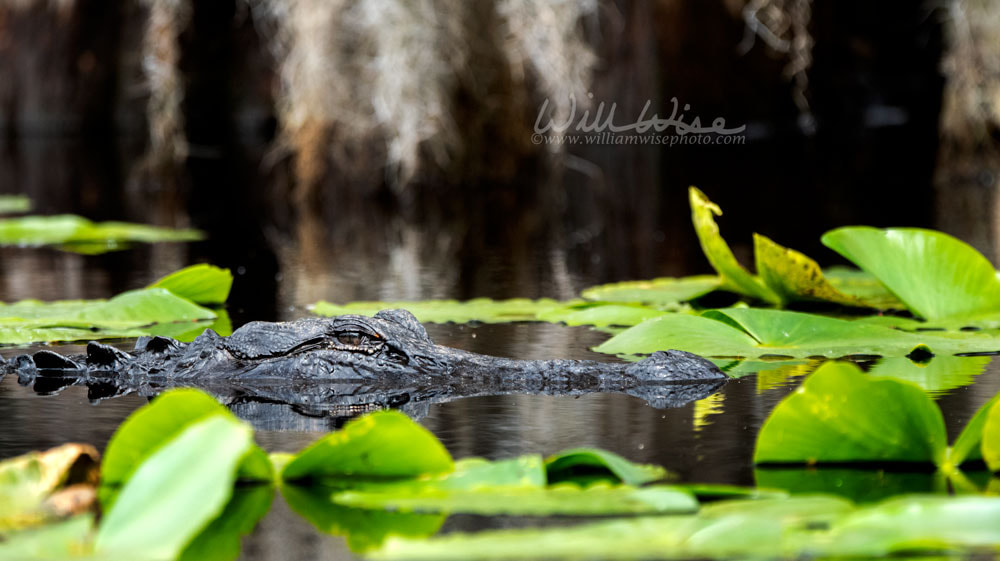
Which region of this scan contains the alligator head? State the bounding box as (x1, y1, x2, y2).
(7, 309, 728, 424)
(142, 308, 453, 380)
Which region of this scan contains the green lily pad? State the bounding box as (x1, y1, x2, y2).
(313, 298, 677, 329)
(688, 189, 914, 311)
(0, 195, 31, 214)
(673, 482, 788, 500)
(150, 264, 233, 305)
(311, 298, 565, 324)
(823, 267, 905, 308)
(369, 496, 854, 561)
(281, 482, 445, 553)
(535, 302, 672, 327)
(0, 214, 203, 254)
(822, 227, 1000, 321)
(949, 391, 1000, 467)
(594, 308, 997, 359)
(326, 456, 544, 497)
(0, 444, 98, 533)
(176, 484, 274, 561)
(854, 312, 1000, 332)
(148, 308, 233, 342)
(709, 358, 814, 381)
(94, 415, 254, 560)
(595, 312, 758, 358)
(982, 398, 1000, 472)
(867, 355, 991, 396)
(754, 468, 943, 504)
(424, 457, 546, 490)
(280, 410, 453, 482)
(0, 515, 94, 560)
(824, 496, 1000, 556)
(754, 362, 948, 465)
(308, 447, 684, 517)
(0, 288, 217, 346)
(544, 448, 668, 486)
(689, 187, 780, 304)
(754, 234, 886, 308)
(580, 276, 721, 306)
(373, 493, 1000, 561)
(279, 414, 682, 519)
(334, 483, 698, 517)
(100, 389, 271, 511)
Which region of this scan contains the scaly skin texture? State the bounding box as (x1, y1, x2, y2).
(6, 309, 727, 426)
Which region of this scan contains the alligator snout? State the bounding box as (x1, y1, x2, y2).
(624, 350, 727, 382)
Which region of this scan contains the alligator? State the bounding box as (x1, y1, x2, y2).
(3, 309, 727, 427)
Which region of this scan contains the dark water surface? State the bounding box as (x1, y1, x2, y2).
(0, 134, 998, 559)
(0, 239, 998, 561)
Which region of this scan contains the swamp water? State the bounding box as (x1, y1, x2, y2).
(0, 239, 998, 560)
(1, 135, 998, 559)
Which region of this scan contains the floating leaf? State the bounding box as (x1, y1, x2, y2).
(374, 494, 1000, 561)
(674, 482, 788, 500)
(854, 311, 1000, 332)
(176, 484, 274, 561)
(281, 482, 445, 552)
(0, 288, 217, 345)
(823, 227, 1000, 321)
(754, 468, 942, 504)
(322, 456, 544, 497)
(595, 308, 997, 359)
(948, 391, 1000, 467)
(535, 303, 672, 327)
(824, 496, 1000, 556)
(544, 448, 668, 486)
(94, 415, 253, 560)
(867, 355, 991, 396)
(150, 264, 233, 305)
(100, 389, 270, 510)
(149, 308, 233, 342)
(281, 410, 453, 482)
(312, 298, 564, 324)
(595, 312, 758, 358)
(370, 496, 853, 561)
(754, 362, 948, 465)
(754, 234, 880, 308)
(710, 358, 814, 381)
(334, 483, 697, 517)
(0, 444, 98, 532)
(752, 360, 818, 392)
(424, 456, 546, 489)
(0, 195, 31, 214)
(689, 187, 780, 304)
(0, 325, 148, 346)
(314, 298, 676, 328)
(0, 515, 94, 560)
(580, 276, 720, 306)
(0, 214, 203, 254)
(328, 453, 686, 517)
(823, 267, 903, 310)
(0, 288, 215, 326)
(983, 398, 1000, 472)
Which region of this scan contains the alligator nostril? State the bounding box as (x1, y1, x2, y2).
(387, 393, 410, 407)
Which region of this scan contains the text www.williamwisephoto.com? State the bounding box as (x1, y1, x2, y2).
(531, 95, 747, 147)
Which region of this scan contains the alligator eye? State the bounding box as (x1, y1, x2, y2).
(336, 332, 366, 346)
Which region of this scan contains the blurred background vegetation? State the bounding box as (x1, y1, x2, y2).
(0, 0, 997, 309)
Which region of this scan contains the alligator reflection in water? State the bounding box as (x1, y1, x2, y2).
(5, 309, 727, 429)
